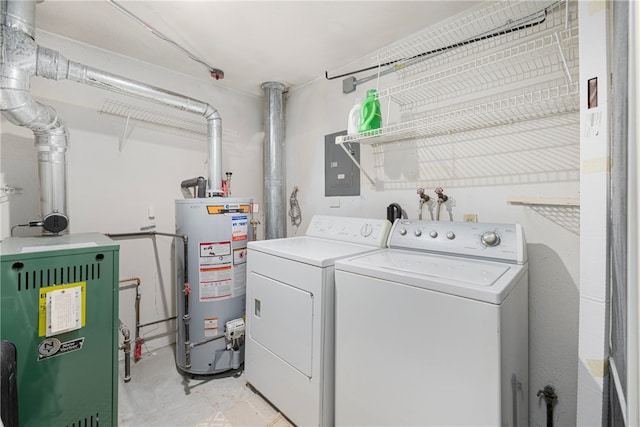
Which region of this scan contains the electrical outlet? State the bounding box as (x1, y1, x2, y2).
(463, 214, 478, 222)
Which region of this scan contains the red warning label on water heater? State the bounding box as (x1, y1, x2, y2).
(199, 241, 233, 301)
(199, 242, 231, 257)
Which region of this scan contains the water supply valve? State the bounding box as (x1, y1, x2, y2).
(435, 187, 448, 202)
(223, 172, 233, 197)
(417, 187, 430, 202)
(225, 318, 245, 351)
(250, 218, 261, 241)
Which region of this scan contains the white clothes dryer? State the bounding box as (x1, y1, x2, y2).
(245, 215, 391, 427)
(334, 219, 528, 427)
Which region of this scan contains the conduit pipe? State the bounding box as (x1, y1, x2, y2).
(118, 320, 132, 383)
(181, 176, 207, 198)
(261, 82, 286, 239)
(1, 0, 225, 236)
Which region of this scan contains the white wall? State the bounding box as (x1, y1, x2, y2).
(285, 53, 580, 427)
(576, 2, 611, 425)
(0, 31, 264, 352)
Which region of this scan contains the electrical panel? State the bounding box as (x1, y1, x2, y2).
(325, 130, 360, 197)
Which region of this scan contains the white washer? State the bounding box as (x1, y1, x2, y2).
(334, 219, 529, 427)
(245, 215, 391, 427)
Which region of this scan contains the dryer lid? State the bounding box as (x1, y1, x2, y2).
(248, 236, 382, 267)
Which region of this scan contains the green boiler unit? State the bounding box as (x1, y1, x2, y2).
(0, 233, 119, 427)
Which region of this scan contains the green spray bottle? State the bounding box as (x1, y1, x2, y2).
(358, 89, 382, 133)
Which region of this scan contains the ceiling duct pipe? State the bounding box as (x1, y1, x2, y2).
(261, 81, 286, 240)
(36, 46, 224, 197)
(1, 0, 224, 234)
(1, 0, 69, 233)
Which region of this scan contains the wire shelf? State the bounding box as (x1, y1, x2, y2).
(378, 26, 578, 111)
(375, 0, 568, 73)
(508, 197, 580, 235)
(336, 0, 578, 152)
(336, 81, 579, 146)
(366, 113, 579, 191)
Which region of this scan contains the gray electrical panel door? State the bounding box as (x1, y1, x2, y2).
(325, 130, 360, 197)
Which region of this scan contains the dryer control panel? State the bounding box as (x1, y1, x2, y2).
(389, 219, 526, 264)
(306, 215, 391, 248)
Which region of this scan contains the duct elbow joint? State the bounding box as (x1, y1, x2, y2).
(203, 105, 220, 121)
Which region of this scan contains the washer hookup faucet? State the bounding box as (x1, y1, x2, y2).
(434, 187, 448, 221)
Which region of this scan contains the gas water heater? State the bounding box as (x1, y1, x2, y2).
(175, 197, 253, 375)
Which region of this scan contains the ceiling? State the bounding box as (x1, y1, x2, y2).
(34, 1, 480, 97)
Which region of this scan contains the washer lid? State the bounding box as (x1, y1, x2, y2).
(335, 249, 527, 304)
(248, 236, 381, 267)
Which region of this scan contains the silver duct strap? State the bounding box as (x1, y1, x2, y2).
(261, 81, 286, 240)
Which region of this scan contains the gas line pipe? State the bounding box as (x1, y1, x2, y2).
(106, 231, 192, 368)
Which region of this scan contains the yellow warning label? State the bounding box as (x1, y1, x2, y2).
(39, 282, 86, 337)
(207, 204, 250, 214)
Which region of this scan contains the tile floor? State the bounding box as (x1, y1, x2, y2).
(118, 344, 293, 427)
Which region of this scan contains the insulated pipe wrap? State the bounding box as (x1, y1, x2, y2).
(261, 81, 286, 240)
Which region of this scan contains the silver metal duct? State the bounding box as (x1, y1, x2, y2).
(35, 45, 223, 196)
(261, 81, 286, 240)
(1, 0, 70, 233)
(0, 0, 225, 234)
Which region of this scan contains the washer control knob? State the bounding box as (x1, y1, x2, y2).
(429, 230, 438, 239)
(446, 231, 455, 240)
(414, 229, 422, 237)
(361, 223, 373, 237)
(399, 228, 407, 236)
(481, 231, 500, 246)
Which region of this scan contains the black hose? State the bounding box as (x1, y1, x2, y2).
(537, 385, 557, 427)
